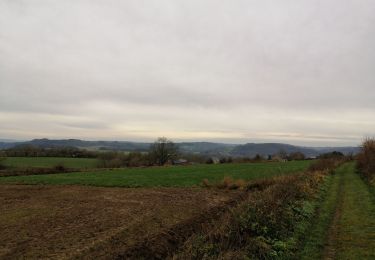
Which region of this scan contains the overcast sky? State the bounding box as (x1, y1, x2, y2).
(1, 0, 374, 146)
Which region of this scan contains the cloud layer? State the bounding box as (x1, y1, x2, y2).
(1, 0, 375, 145)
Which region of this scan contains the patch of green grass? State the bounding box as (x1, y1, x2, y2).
(0, 161, 311, 187)
(2, 157, 99, 169)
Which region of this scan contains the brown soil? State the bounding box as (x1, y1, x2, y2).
(0, 185, 240, 259)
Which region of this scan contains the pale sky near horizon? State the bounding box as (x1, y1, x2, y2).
(1, 0, 374, 146)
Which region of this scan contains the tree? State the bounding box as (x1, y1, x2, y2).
(318, 151, 344, 159)
(277, 149, 288, 159)
(289, 152, 305, 160)
(149, 137, 178, 166)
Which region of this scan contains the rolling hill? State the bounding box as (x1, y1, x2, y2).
(0, 139, 359, 157)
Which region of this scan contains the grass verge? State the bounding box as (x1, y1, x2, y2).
(172, 170, 329, 259)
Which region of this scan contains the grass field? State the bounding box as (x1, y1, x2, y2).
(300, 163, 375, 259)
(0, 160, 311, 187)
(2, 157, 99, 169)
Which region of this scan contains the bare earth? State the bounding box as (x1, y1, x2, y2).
(0, 185, 238, 259)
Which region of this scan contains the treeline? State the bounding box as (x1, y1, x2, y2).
(97, 152, 151, 168)
(1, 145, 98, 158)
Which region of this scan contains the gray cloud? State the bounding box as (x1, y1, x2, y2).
(0, 0, 374, 145)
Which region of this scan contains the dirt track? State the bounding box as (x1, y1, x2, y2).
(0, 185, 239, 259)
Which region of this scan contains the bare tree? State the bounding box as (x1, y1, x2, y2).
(149, 137, 178, 166)
(277, 149, 288, 159)
(289, 152, 305, 160)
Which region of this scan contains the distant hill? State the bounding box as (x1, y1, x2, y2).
(178, 142, 236, 155)
(230, 143, 360, 157)
(231, 143, 317, 157)
(15, 139, 151, 152)
(0, 138, 360, 157)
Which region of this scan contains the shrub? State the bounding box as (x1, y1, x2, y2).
(308, 158, 339, 172)
(216, 176, 247, 190)
(357, 138, 375, 184)
(126, 152, 150, 167)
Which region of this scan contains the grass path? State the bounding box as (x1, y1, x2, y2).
(333, 163, 375, 259)
(300, 163, 375, 259)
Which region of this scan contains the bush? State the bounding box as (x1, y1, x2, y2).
(126, 152, 150, 167)
(201, 177, 247, 190)
(97, 152, 127, 168)
(357, 138, 375, 184)
(308, 158, 341, 172)
(216, 176, 247, 190)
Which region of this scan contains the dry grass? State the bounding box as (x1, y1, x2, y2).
(308, 158, 342, 172)
(201, 176, 248, 190)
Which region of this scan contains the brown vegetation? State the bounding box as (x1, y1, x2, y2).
(357, 138, 375, 184)
(308, 158, 344, 172)
(202, 176, 248, 190)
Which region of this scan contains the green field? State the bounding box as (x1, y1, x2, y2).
(0, 160, 311, 187)
(2, 157, 99, 169)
